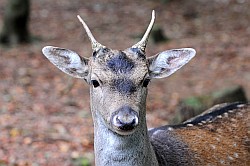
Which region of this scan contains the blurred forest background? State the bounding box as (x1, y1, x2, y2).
(0, 0, 249, 165)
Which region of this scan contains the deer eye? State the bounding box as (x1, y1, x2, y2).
(142, 79, 150, 87)
(91, 80, 100, 88)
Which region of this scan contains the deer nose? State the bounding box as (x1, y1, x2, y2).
(111, 106, 139, 134)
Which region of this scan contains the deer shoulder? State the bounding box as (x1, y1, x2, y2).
(149, 103, 250, 166)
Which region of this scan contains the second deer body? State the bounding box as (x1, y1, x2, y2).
(42, 11, 249, 165)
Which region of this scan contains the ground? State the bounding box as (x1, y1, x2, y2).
(0, 0, 249, 165)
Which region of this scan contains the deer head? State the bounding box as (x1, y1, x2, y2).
(42, 11, 196, 136)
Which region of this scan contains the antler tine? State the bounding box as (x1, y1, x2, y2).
(77, 15, 105, 52)
(131, 10, 155, 52)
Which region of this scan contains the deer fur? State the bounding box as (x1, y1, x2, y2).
(42, 11, 249, 166)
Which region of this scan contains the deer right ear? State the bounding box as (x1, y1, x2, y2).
(42, 46, 89, 79)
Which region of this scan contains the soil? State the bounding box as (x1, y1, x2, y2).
(0, 0, 249, 165)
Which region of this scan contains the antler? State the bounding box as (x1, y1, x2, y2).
(131, 10, 155, 52)
(77, 15, 106, 52)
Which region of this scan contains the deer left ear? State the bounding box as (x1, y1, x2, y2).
(147, 48, 196, 78)
(147, 48, 196, 79)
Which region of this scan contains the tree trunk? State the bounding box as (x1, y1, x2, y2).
(0, 0, 30, 45)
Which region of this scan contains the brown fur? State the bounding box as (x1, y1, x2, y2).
(174, 104, 249, 165)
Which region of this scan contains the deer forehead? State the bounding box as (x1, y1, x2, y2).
(90, 48, 149, 82)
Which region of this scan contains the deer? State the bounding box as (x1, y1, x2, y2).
(42, 10, 249, 166)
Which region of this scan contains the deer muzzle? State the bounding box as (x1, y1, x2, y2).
(111, 106, 139, 135)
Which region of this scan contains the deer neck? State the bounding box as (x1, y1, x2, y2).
(90, 96, 158, 166)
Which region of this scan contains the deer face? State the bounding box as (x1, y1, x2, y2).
(42, 11, 196, 135)
(89, 47, 149, 135)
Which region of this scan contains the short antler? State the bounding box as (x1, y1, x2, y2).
(131, 10, 155, 52)
(77, 15, 106, 52)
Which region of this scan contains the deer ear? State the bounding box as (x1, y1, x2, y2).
(42, 46, 89, 79)
(147, 48, 196, 79)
